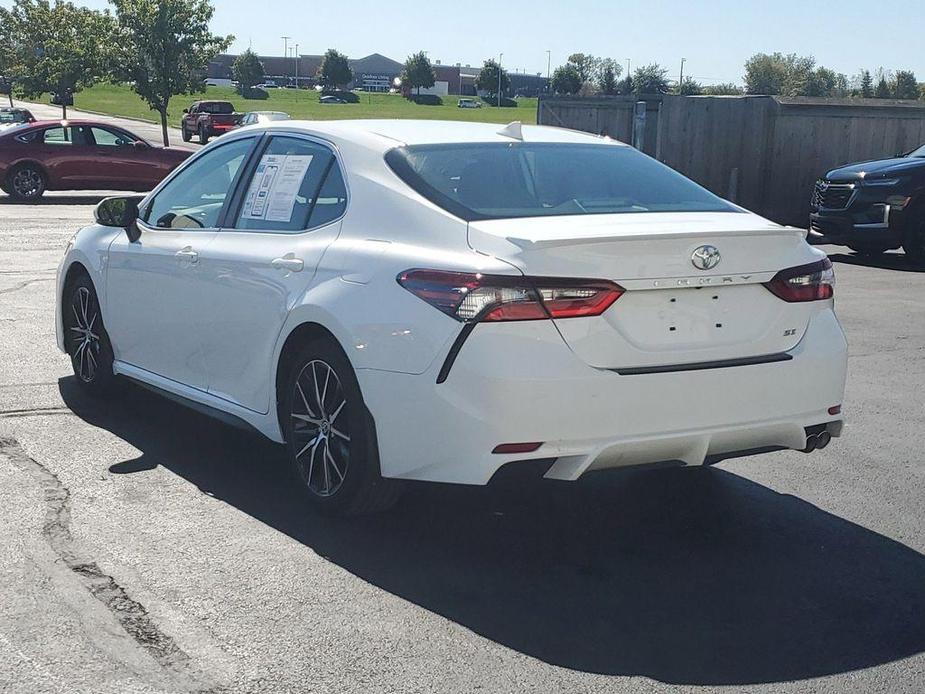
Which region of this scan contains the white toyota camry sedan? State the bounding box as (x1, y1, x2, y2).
(56, 119, 848, 514)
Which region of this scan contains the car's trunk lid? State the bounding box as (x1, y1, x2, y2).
(468, 211, 819, 370)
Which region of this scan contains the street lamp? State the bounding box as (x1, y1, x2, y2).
(281, 36, 291, 84)
(679, 57, 686, 91)
(498, 53, 503, 108)
(546, 50, 551, 93)
(295, 43, 300, 88)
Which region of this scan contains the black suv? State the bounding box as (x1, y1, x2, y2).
(809, 144, 925, 260)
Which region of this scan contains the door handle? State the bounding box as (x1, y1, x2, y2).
(271, 256, 304, 272)
(175, 247, 199, 264)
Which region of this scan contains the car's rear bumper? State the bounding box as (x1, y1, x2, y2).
(358, 307, 848, 485)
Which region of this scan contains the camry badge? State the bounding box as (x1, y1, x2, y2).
(691, 245, 721, 271)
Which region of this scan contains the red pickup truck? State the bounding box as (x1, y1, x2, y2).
(181, 101, 241, 144)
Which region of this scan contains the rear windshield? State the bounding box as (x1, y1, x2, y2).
(0, 111, 28, 123)
(201, 102, 234, 114)
(386, 142, 738, 221)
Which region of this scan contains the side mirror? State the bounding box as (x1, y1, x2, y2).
(94, 196, 144, 242)
(133, 140, 150, 150)
(182, 108, 189, 113)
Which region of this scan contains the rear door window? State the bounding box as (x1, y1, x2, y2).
(42, 127, 71, 145)
(231, 136, 345, 233)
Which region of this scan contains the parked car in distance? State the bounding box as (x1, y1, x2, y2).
(457, 98, 482, 109)
(181, 101, 240, 144)
(319, 95, 348, 104)
(255, 82, 279, 89)
(56, 120, 847, 515)
(0, 119, 190, 201)
(809, 145, 925, 260)
(237, 111, 291, 127)
(0, 107, 36, 127)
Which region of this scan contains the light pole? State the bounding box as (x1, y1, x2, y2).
(546, 50, 551, 93)
(295, 43, 299, 88)
(679, 57, 686, 92)
(498, 53, 503, 107)
(281, 36, 291, 84)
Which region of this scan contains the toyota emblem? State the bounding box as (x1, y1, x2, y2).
(691, 245, 721, 271)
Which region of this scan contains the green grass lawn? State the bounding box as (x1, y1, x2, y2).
(70, 84, 538, 127)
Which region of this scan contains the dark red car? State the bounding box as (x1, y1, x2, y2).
(0, 120, 191, 201)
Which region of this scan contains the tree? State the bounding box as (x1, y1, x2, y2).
(475, 59, 509, 99)
(833, 73, 849, 98)
(801, 67, 837, 97)
(232, 49, 263, 97)
(893, 70, 919, 100)
(677, 77, 703, 95)
(599, 64, 618, 95)
(744, 52, 789, 95)
(111, 0, 231, 146)
(0, 7, 14, 106)
(859, 69, 873, 98)
(875, 75, 892, 99)
(317, 48, 352, 91)
(617, 74, 634, 95)
(5, 0, 115, 118)
(402, 51, 435, 96)
(550, 64, 581, 95)
(567, 53, 599, 83)
(633, 64, 670, 94)
(702, 82, 743, 96)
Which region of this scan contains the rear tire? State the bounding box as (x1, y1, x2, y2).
(6, 163, 46, 201)
(279, 338, 401, 516)
(198, 125, 209, 144)
(62, 273, 117, 396)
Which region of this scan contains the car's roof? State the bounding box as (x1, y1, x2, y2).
(23, 119, 134, 128)
(258, 119, 625, 150)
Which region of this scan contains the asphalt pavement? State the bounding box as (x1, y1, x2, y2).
(1, 195, 924, 694)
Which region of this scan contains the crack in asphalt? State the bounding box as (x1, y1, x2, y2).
(0, 277, 54, 295)
(0, 406, 74, 419)
(0, 436, 226, 693)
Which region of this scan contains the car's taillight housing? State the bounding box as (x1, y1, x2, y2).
(397, 269, 624, 322)
(764, 258, 835, 302)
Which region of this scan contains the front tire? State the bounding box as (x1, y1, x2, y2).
(198, 125, 209, 144)
(181, 125, 192, 143)
(63, 273, 117, 395)
(6, 163, 46, 201)
(279, 338, 400, 515)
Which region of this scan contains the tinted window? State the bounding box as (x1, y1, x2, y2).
(233, 136, 341, 233)
(910, 144, 925, 158)
(144, 137, 253, 230)
(200, 102, 234, 114)
(386, 142, 737, 221)
(91, 127, 134, 147)
(42, 127, 71, 145)
(14, 129, 41, 144)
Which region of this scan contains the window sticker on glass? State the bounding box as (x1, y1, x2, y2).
(241, 154, 314, 223)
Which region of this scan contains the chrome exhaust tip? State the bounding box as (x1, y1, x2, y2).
(802, 434, 818, 454)
(815, 431, 832, 450)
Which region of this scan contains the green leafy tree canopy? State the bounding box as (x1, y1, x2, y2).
(475, 59, 509, 98)
(233, 49, 264, 97)
(550, 64, 581, 95)
(401, 51, 435, 96)
(318, 49, 352, 90)
(702, 82, 743, 96)
(5, 0, 116, 117)
(677, 77, 703, 96)
(893, 70, 919, 100)
(110, 0, 232, 146)
(633, 64, 670, 94)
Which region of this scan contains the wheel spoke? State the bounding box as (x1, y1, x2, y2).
(291, 412, 323, 426)
(330, 426, 350, 442)
(86, 348, 97, 380)
(325, 445, 344, 482)
(321, 366, 331, 414)
(295, 381, 316, 418)
(329, 399, 346, 424)
(296, 434, 320, 459)
(312, 362, 324, 417)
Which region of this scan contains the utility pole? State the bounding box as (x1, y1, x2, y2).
(281, 36, 291, 84)
(626, 58, 631, 79)
(498, 53, 503, 107)
(679, 57, 686, 91)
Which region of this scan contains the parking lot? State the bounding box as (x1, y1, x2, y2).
(1, 195, 924, 693)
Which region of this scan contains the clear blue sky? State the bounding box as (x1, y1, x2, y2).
(7, 0, 925, 85)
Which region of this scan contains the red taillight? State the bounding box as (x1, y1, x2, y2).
(764, 258, 835, 302)
(397, 269, 624, 322)
(828, 405, 842, 415)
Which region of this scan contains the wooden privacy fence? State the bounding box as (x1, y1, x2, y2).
(537, 95, 925, 226)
